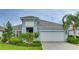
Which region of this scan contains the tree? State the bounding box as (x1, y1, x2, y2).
(62, 13, 79, 39)
(6, 21, 13, 39)
(62, 15, 69, 36)
(2, 21, 13, 43)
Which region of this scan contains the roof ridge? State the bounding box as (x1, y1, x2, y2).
(20, 16, 39, 18)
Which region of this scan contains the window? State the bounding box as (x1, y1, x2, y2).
(26, 27, 33, 32)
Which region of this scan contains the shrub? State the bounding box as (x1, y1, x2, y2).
(34, 32, 39, 39)
(0, 36, 1, 42)
(33, 41, 42, 46)
(25, 33, 34, 45)
(69, 35, 79, 38)
(20, 33, 34, 45)
(2, 32, 8, 43)
(0, 36, 1, 39)
(16, 42, 28, 46)
(67, 36, 79, 44)
(9, 37, 22, 45)
(68, 35, 73, 37)
(20, 33, 27, 39)
(76, 36, 79, 38)
(20, 32, 40, 45)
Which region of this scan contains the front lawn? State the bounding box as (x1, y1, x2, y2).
(0, 43, 42, 50)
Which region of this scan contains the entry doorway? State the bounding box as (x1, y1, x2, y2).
(26, 27, 33, 32)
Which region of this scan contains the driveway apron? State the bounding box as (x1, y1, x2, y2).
(41, 42, 79, 50)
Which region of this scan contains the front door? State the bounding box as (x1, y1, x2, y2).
(26, 27, 33, 32)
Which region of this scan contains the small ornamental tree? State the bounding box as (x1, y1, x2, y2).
(2, 21, 13, 43)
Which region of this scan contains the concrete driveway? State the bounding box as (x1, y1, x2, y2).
(41, 42, 79, 50)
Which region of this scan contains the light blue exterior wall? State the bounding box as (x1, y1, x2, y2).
(22, 21, 26, 33)
(20, 17, 39, 33)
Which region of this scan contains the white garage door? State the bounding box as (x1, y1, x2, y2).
(39, 31, 66, 41)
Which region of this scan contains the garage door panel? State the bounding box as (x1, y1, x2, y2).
(40, 31, 66, 41)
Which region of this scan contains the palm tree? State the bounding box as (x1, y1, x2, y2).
(62, 15, 69, 37)
(62, 15, 69, 30)
(62, 14, 79, 39)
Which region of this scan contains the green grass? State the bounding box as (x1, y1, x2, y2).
(0, 43, 42, 50)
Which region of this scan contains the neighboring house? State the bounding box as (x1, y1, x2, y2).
(0, 16, 68, 41)
(69, 27, 79, 36)
(13, 16, 67, 41)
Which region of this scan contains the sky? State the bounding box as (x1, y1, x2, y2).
(0, 9, 79, 26)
